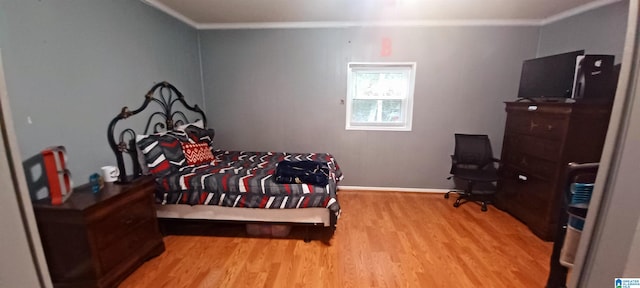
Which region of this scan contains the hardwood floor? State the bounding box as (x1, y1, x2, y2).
(121, 191, 552, 287)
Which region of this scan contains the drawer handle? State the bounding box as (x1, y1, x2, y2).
(527, 105, 538, 111)
(517, 174, 528, 181)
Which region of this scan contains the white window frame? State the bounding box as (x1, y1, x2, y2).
(346, 62, 416, 131)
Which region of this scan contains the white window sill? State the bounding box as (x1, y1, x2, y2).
(346, 125, 412, 132)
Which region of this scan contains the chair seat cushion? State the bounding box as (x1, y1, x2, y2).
(464, 186, 496, 195)
(453, 168, 498, 182)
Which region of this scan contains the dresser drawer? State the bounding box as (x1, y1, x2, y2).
(506, 113, 568, 140)
(500, 167, 553, 206)
(500, 181, 539, 226)
(502, 150, 558, 181)
(97, 220, 159, 274)
(500, 172, 555, 238)
(501, 102, 612, 241)
(91, 196, 155, 249)
(505, 134, 562, 162)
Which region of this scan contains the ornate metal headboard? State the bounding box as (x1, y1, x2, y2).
(107, 81, 207, 183)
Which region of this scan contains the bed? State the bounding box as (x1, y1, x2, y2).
(107, 82, 342, 241)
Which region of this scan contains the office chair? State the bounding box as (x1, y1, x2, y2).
(445, 134, 499, 212)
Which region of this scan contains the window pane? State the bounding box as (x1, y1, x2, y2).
(351, 99, 378, 122)
(351, 99, 403, 123)
(381, 99, 403, 122)
(346, 62, 415, 131)
(354, 72, 407, 99)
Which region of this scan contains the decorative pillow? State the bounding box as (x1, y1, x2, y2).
(181, 142, 215, 166)
(136, 131, 188, 177)
(183, 126, 215, 146)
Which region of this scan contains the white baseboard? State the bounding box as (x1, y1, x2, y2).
(338, 185, 463, 194)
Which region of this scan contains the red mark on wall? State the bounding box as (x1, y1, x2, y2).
(381, 37, 392, 57)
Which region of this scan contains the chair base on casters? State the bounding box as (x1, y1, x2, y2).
(444, 190, 464, 199)
(451, 181, 495, 212)
(453, 195, 491, 212)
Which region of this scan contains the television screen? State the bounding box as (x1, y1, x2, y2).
(517, 50, 585, 99)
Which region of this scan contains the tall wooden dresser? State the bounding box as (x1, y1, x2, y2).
(33, 176, 164, 288)
(496, 101, 611, 241)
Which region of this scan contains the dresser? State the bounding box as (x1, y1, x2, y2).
(496, 101, 611, 241)
(33, 176, 164, 288)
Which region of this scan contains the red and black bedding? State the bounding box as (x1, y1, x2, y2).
(155, 150, 342, 218)
(108, 83, 342, 233)
(135, 123, 342, 218)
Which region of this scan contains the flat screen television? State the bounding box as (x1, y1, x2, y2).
(517, 50, 585, 100)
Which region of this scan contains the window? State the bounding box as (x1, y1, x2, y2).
(346, 62, 416, 131)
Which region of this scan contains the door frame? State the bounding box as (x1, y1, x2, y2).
(0, 50, 52, 287)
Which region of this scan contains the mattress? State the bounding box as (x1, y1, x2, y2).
(154, 150, 342, 218)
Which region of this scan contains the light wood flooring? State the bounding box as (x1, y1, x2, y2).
(121, 191, 552, 287)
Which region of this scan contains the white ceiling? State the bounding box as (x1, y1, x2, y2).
(143, 0, 621, 29)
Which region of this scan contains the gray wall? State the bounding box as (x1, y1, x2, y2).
(537, 0, 629, 62)
(0, 0, 202, 182)
(0, 7, 42, 288)
(200, 27, 539, 188)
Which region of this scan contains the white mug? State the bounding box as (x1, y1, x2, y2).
(101, 166, 120, 183)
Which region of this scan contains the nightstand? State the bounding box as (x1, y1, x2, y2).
(32, 176, 165, 288)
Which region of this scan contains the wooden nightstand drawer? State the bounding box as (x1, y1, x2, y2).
(92, 196, 155, 249)
(98, 220, 159, 274)
(33, 176, 165, 288)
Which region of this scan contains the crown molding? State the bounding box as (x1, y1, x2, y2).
(196, 19, 541, 30)
(541, 0, 622, 25)
(142, 0, 623, 30)
(142, 0, 198, 28)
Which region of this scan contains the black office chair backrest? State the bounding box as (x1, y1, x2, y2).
(453, 134, 494, 168)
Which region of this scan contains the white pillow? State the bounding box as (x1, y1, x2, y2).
(175, 119, 204, 130)
(135, 134, 151, 175)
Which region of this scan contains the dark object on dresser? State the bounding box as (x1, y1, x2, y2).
(445, 134, 500, 212)
(32, 176, 165, 288)
(495, 102, 611, 241)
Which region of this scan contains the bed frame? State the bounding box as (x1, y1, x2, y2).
(107, 81, 207, 182)
(107, 82, 335, 242)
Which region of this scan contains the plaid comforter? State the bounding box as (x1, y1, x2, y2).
(155, 150, 342, 217)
